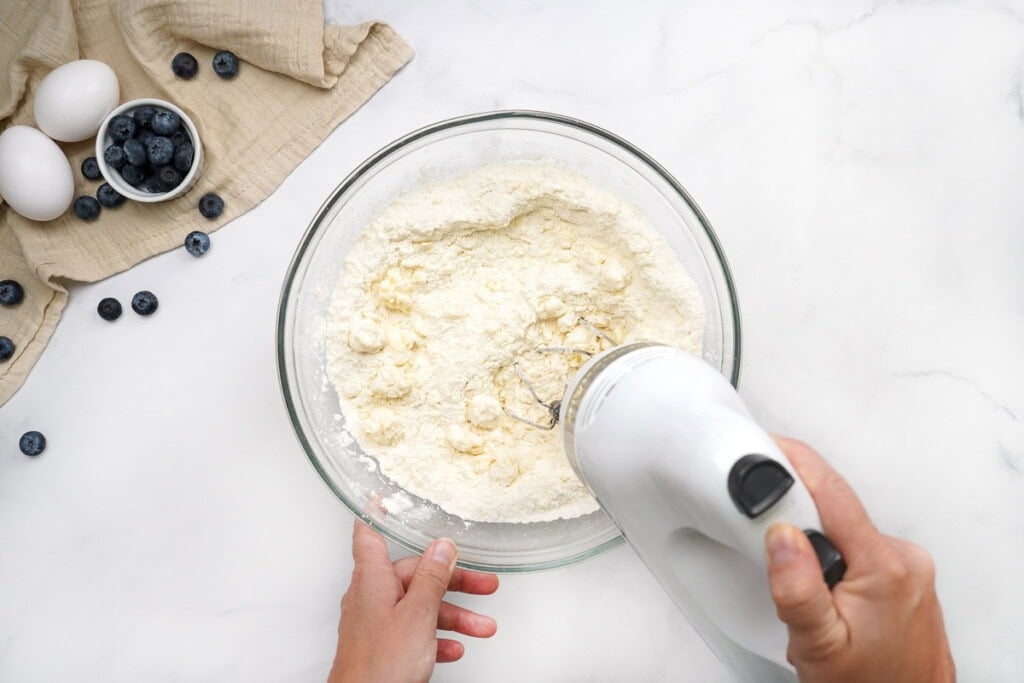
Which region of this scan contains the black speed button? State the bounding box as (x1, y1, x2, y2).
(805, 530, 847, 588)
(727, 454, 795, 518)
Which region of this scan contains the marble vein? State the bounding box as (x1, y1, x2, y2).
(894, 370, 1018, 421)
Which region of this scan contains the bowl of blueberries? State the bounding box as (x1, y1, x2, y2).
(95, 97, 202, 203)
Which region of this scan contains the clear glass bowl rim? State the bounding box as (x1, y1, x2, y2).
(276, 110, 742, 571)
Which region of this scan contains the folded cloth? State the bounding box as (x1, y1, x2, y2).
(0, 0, 412, 405)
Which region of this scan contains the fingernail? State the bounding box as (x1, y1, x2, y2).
(428, 538, 456, 566)
(766, 524, 800, 567)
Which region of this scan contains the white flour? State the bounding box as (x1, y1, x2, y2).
(325, 164, 704, 523)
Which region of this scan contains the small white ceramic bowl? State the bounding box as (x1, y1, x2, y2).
(95, 98, 203, 203)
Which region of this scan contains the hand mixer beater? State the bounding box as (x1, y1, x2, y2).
(504, 329, 847, 683)
(502, 318, 616, 431)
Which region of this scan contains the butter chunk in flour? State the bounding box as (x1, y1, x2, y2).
(325, 164, 704, 523)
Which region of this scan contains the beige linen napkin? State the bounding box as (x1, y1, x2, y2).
(0, 0, 412, 405)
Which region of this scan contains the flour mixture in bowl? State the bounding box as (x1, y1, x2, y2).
(325, 164, 704, 523)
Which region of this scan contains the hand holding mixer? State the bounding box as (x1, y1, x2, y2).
(511, 336, 847, 682)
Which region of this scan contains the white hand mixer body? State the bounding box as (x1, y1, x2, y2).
(560, 343, 846, 682)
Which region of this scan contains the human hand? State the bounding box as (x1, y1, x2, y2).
(765, 437, 955, 683)
(328, 520, 499, 683)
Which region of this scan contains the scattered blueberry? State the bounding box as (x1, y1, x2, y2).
(96, 183, 125, 208)
(151, 110, 180, 136)
(108, 114, 137, 142)
(155, 165, 183, 191)
(19, 431, 46, 457)
(170, 129, 189, 146)
(184, 230, 211, 256)
(120, 163, 146, 186)
(198, 193, 223, 219)
(97, 297, 122, 321)
(123, 138, 147, 167)
(132, 105, 156, 129)
(0, 336, 13, 361)
(172, 52, 199, 79)
(173, 143, 194, 173)
(0, 279, 25, 306)
(73, 196, 101, 221)
(81, 156, 101, 180)
(212, 50, 239, 78)
(147, 136, 175, 166)
(103, 144, 126, 169)
(131, 290, 159, 316)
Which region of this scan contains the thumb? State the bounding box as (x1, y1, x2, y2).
(766, 524, 847, 660)
(401, 538, 457, 625)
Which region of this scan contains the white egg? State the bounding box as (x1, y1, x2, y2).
(0, 126, 75, 222)
(33, 60, 120, 142)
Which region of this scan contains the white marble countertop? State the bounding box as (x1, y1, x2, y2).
(2, 0, 1023, 680)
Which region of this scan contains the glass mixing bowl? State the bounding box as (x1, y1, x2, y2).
(277, 111, 741, 572)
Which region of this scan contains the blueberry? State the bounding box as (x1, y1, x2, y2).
(173, 142, 194, 172)
(132, 105, 156, 129)
(96, 183, 125, 208)
(147, 136, 174, 166)
(172, 52, 198, 79)
(73, 196, 101, 221)
(212, 50, 239, 78)
(0, 279, 25, 306)
(198, 193, 224, 219)
(97, 297, 122, 321)
(151, 110, 180, 136)
(142, 175, 163, 194)
(109, 115, 137, 142)
(184, 230, 211, 256)
(104, 144, 126, 169)
(138, 129, 156, 148)
(81, 156, 101, 180)
(154, 165, 183, 191)
(131, 290, 158, 315)
(0, 336, 13, 361)
(170, 129, 189, 146)
(120, 163, 146, 186)
(123, 138, 147, 167)
(19, 431, 46, 456)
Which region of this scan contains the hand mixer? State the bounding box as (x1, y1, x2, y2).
(510, 337, 847, 682)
